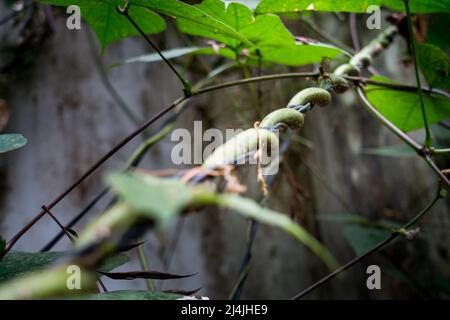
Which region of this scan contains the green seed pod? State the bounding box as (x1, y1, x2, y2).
(260, 108, 304, 130)
(333, 63, 360, 76)
(350, 52, 372, 68)
(325, 75, 350, 94)
(203, 128, 279, 168)
(287, 87, 331, 108)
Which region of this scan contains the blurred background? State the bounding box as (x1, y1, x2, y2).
(1, 0, 449, 299)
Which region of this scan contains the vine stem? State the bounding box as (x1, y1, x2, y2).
(349, 13, 360, 52)
(356, 87, 450, 188)
(291, 186, 445, 300)
(86, 29, 141, 125)
(194, 72, 319, 95)
(137, 244, 155, 291)
(403, 0, 432, 147)
(8, 69, 448, 255)
(356, 86, 422, 152)
(345, 75, 450, 99)
(4, 72, 318, 256)
(432, 148, 450, 155)
(116, 5, 192, 96)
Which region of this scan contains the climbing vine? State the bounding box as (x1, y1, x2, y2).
(0, 0, 449, 300)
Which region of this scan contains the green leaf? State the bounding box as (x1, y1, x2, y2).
(71, 290, 181, 300)
(427, 14, 450, 51)
(134, 0, 253, 46)
(362, 145, 417, 158)
(256, 0, 450, 14)
(365, 76, 450, 132)
(0, 251, 130, 282)
(343, 225, 390, 256)
(416, 43, 450, 89)
(98, 254, 131, 273)
(256, 0, 378, 13)
(40, 0, 250, 49)
(216, 194, 338, 269)
(0, 251, 65, 282)
(116, 46, 236, 67)
(0, 134, 27, 153)
(0, 237, 5, 262)
(40, 0, 166, 49)
(107, 173, 212, 225)
(108, 173, 337, 269)
(384, 0, 450, 13)
(176, 0, 345, 65)
(257, 42, 346, 66)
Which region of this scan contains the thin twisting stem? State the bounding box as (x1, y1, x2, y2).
(345, 75, 450, 99)
(137, 244, 155, 291)
(116, 5, 192, 96)
(356, 87, 450, 188)
(349, 13, 360, 52)
(403, 0, 432, 147)
(432, 148, 450, 155)
(195, 72, 319, 95)
(356, 86, 422, 152)
(291, 187, 444, 300)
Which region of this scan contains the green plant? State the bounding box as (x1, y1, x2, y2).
(0, 0, 449, 300)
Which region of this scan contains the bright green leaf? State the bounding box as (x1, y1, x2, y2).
(40, 0, 166, 49)
(0, 134, 27, 153)
(134, 0, 253, 46)
(416, 43, 450, 89)
(384, 0, 450, 13)
(256, 0, 450, 14)
(257, 42, 345, 66)
(175, 0, 345, 65)
(71, 290, 181, 300)
(0, 251, 130, 282)
(40, 0, 250, 49)
(176, 0, 257, 48)
(365, 76, 450, 132)
(343, 225, 390, 256)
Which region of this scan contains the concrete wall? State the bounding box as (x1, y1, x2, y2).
(1, 6, 449, 299)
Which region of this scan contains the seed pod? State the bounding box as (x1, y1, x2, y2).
(333, 63, 360, 76)
(350, 52, 372, 68)
(323, 75, 350, 94)
(287, 87, 331, 108)
(203, 128, 279, 168)
(260, 108, 304, 130)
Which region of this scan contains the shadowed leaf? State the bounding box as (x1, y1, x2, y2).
(100, 270, 196, 280)
(0, 134, 27, 153)
(70, 290, 181, 300)
(163, 287, 203, 296)
(365, 76, 450, 132)
(343, 225, 391, 256)
(0, 251, 130, 281)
